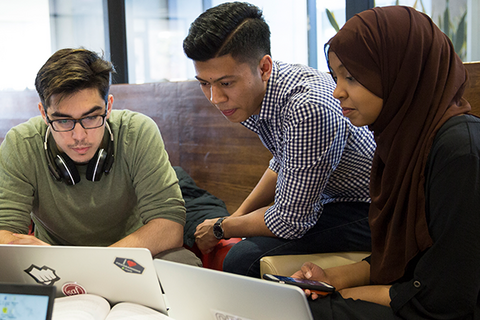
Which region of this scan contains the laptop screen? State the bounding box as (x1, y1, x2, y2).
(0, 283, 55, 320)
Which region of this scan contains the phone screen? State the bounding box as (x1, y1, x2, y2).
(263, 274, 335, 292)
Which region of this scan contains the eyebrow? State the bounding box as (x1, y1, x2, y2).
(50, 106, 104, 118)
(330, 64, 347, 77)
(195, 75, 236, 83)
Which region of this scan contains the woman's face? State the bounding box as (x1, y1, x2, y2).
(328, 52, 383, 127)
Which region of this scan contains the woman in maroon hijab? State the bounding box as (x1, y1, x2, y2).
(293, 5, 480, 319)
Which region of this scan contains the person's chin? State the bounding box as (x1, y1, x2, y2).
(222, 110, 248, 123)
(68, 153, 94, 165)
(347, 116, 367, 127)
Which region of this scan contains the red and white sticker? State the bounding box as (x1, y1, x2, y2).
(62, 282, 87, 296)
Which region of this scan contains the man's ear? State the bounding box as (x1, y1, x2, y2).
(106, 94, 114, 119)
(38, 103, 48, 125)
(259, 55, 273, 82)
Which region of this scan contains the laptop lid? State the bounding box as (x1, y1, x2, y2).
(0, 244, 167, 314)
(0, 282, 56, 320)
(154, 259, 314, 320)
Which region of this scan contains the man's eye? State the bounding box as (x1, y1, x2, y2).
(57, 119, 71, 124)
(221, 82, 231, 87)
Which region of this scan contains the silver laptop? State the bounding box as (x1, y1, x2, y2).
(154, 259, 314, 320)
(0, 282, 56, 320)
(0, 244, 167, 314)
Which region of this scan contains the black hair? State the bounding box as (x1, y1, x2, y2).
(183, 2, 271, 66)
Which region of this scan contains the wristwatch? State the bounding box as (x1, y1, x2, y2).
(213, 217, 227, 240)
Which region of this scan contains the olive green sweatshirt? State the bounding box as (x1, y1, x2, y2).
(0, 110, 185, 245)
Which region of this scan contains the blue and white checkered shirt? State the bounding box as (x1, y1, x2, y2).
(241, 61, 376, 239)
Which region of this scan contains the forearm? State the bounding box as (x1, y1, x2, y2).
(339, 285, 392, 307)
(0, 230, 18, 244)
(110, 218, 183, 256)
(223, 207, 276, 238)
(232, 168, 277, 217)
(325, 260, 371, 291)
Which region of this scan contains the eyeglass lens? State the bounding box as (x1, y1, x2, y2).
(52, 115, 104, 131)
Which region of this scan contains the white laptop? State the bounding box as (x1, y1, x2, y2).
(154, 259, 314, 320)
(0, 244, 168, 314)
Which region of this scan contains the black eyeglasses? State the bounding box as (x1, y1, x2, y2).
(46, 113, 107, 132)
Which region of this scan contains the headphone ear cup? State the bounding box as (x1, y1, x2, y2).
(54, 154, 81, 185)
(86, 149, 107, 181)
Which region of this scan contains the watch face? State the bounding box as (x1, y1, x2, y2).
(213, 218, 225, 240)
(213, 224, 223, 240)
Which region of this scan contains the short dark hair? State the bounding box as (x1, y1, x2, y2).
(35, 48, 115, 110)
(183, 2, 271, 66)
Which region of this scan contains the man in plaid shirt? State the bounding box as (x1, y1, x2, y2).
(184, 2, 375, 277)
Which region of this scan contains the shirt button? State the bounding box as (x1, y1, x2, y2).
(413, 280, 421, 288)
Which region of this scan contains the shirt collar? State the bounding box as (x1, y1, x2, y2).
(241, 61, 280, 127)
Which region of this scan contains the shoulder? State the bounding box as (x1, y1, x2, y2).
(0, 117, 45, 170)
(428, 115, 480, 173)
(431, 115, 480, 157)
(3, 116, 45, 147)
(108, 110, 163, 152)
(108, 109, 159, 136)
(270, 61, 341, 117)
(273, 61, 336, 97)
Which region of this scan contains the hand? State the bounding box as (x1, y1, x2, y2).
(8, 233, 50, 246)
(194, 218, 220, 255)
(292, 262, 330, 300)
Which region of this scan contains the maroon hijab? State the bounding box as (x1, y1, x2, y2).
(327, 6, 471, 284)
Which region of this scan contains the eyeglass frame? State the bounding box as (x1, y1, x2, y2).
(45, 111, 108, 132)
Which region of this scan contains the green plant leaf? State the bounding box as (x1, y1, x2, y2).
(419, 0, 426, 13)
(443, 0, 450, 37)
(326, 8, 340, 32)
(454, 11, 467, 59)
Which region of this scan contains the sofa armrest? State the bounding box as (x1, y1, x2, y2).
(260, 251, 370, 277)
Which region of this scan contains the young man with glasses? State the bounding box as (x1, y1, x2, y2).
(0, 48, 201, 266)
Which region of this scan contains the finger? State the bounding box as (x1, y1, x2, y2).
(300, 262, 317, 279)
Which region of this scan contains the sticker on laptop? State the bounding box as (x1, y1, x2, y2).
(211, 310, 252, 320)
(62, 282, 87, 296)
(114, 257, 145, 274)
(24, 264, 61, 286)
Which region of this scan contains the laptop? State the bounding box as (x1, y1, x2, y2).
(0, 282, 56, 320)
(0, 244, 167, 314)
(154, 259, 314, 320)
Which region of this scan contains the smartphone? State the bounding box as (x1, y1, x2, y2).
(263, 274, 335, 293)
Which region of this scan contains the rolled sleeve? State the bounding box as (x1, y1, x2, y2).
(264, 103, 347, 239)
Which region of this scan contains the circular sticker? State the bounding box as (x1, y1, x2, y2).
(62, 282, 87, 296)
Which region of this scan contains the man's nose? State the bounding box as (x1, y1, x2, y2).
(210, 86, 227, 104)
(71, 121, 87, 140)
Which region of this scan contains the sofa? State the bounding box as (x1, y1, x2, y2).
(1, 62, 479, 275)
